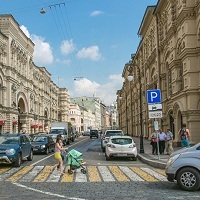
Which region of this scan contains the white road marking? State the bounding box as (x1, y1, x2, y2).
(31, 137, 89, 166)
(75, 167, 87, 182)
(98, 166, 115, 182)
(12, 182, 87, 200)
(141, 167, 167, 181)
(47, 168, 62, 182)
(119, 166, 144, 181)
(19, 166, 44, 182)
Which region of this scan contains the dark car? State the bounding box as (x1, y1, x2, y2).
(31, 134, 54, 155)
(90, 130, 99, 139)
(0, 133, 33, 167)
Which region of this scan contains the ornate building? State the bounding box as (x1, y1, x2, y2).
(117, 0, 200, 144)
(0, 14, 69, 133)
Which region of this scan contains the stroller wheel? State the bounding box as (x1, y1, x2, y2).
(68, 169, 73, 174)
(81, 169, 86, 174)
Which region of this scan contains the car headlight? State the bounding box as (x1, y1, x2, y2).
(6, 149, 15, 155)
(167, 154, 180, 166)
(40, 145, 46, 149)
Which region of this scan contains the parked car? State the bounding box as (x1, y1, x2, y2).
(165, 143, 200, 191)
(31, 134, 55, 155)
(101, 130, 124, 152)
(83, 131, 90, 136)
(0, 133, 33, 167)
(90, 129, 98, 139)
(47, 134, 57, 143)
(105, 135, 137, 161)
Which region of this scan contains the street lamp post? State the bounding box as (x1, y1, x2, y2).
(127, 59, 144, 153)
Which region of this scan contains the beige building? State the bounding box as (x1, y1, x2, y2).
(117, 0, 200, 145)
(0, 14, 70, 133)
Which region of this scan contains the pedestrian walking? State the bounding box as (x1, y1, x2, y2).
(52, 137, 67, 175)
(150, 131, 158, 155)
(179, 123, 190, 148)
(165, 128, 173, 155)
(158, 129, 166, 154)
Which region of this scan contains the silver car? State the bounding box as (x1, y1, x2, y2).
(165, 143, 200, 191)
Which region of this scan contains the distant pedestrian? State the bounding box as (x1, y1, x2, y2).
(151, 131, 158, 155)
(179, 123, 190, 148)
(165, 128, 173, 155)
(158, 129, 166, 154)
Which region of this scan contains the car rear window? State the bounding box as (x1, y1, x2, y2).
(106, 131, 122, 136)
(90, 130, 98, 133)
(111, 138, 132, 145)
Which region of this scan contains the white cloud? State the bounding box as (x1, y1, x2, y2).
(90, 10, 104, 16)
(20, 25, 53, 66)
(32, 35, 53, 66)
(60, 39, 75, 55)
(71, 74, 123, 105)
(20, 25, 30, 38)
(76, 46, 101, 61)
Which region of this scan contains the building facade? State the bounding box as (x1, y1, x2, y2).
(117, 0, 200, 144)
(0, 14, 69, 133)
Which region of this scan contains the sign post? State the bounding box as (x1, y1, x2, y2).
(147, 89, 162, 160)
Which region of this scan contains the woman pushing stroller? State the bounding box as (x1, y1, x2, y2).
(52, 137, 68, 175)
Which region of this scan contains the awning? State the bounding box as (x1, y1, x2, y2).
(0, 120, 5, 125)
(13, 121, 18, 125)
(31, 124, 38, 129)
(39, 125, 43, 128)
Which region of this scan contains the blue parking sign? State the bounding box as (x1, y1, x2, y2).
(147, 89, 161, 104)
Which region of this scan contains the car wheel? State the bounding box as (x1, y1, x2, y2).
(177, 167, 200, 191)
(105, 154, 110, 161)
(90, 137, 92, 139)
(132, 156, 137, 161)
(13, 153, 22, 167)
(27, 149, 33, 161)
(67, 139, 70, 145)
(45, 147, 49, 155)
(102, 148, 105, 152)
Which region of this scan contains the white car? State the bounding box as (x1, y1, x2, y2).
(105, 136, 137, 161)
(101, 130, 123, 152)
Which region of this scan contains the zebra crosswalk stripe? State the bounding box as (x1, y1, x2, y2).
(0, 165, 167, 183)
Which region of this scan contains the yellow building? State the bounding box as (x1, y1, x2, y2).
(117, 0, 200, 145)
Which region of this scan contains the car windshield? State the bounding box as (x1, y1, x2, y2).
(0, 136, 19, 144)
(106, 131, 123, 136)
(32, 136, 47, 142)
(111, 138, 132, 145)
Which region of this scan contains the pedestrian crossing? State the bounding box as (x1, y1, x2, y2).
(0, 165, 167, 183)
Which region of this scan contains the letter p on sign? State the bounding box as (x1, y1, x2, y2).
(147, 89, 161, 104)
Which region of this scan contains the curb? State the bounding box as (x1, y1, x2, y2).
(138, 153, 167, 169)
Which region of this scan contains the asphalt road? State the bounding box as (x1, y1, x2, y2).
(0, 136, 200, 200)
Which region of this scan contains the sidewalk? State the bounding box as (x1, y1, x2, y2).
(133, 136, 181, 169)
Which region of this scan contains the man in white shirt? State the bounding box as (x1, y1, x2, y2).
(158, 129, 166, 154)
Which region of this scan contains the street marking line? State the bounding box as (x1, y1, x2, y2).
(33, 166, 52, 182)
(109, 166, 130, 182)
(75, 167, 87, 182)
(88, 166, 101, 182)
(119, 166, 144, 181)
(61, 167, 74, 182)
(98, 166, 115, 182)
(6, 166, 33, 182)
(0, 167, 11, 174)
(130, 167, 158, 182)
(154, 168, 166, 176)
(12, 182, 87, 200)
(141, 168, 167, 181)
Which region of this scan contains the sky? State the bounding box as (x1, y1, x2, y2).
(1, 0, 158, 106)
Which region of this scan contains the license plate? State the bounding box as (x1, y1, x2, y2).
(117, 154, 127, 156)
(33, 148, 38, 151)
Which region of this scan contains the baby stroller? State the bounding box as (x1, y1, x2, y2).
(67, 149, 86, 174)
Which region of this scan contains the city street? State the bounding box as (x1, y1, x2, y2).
(0, 136, 200, 200)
